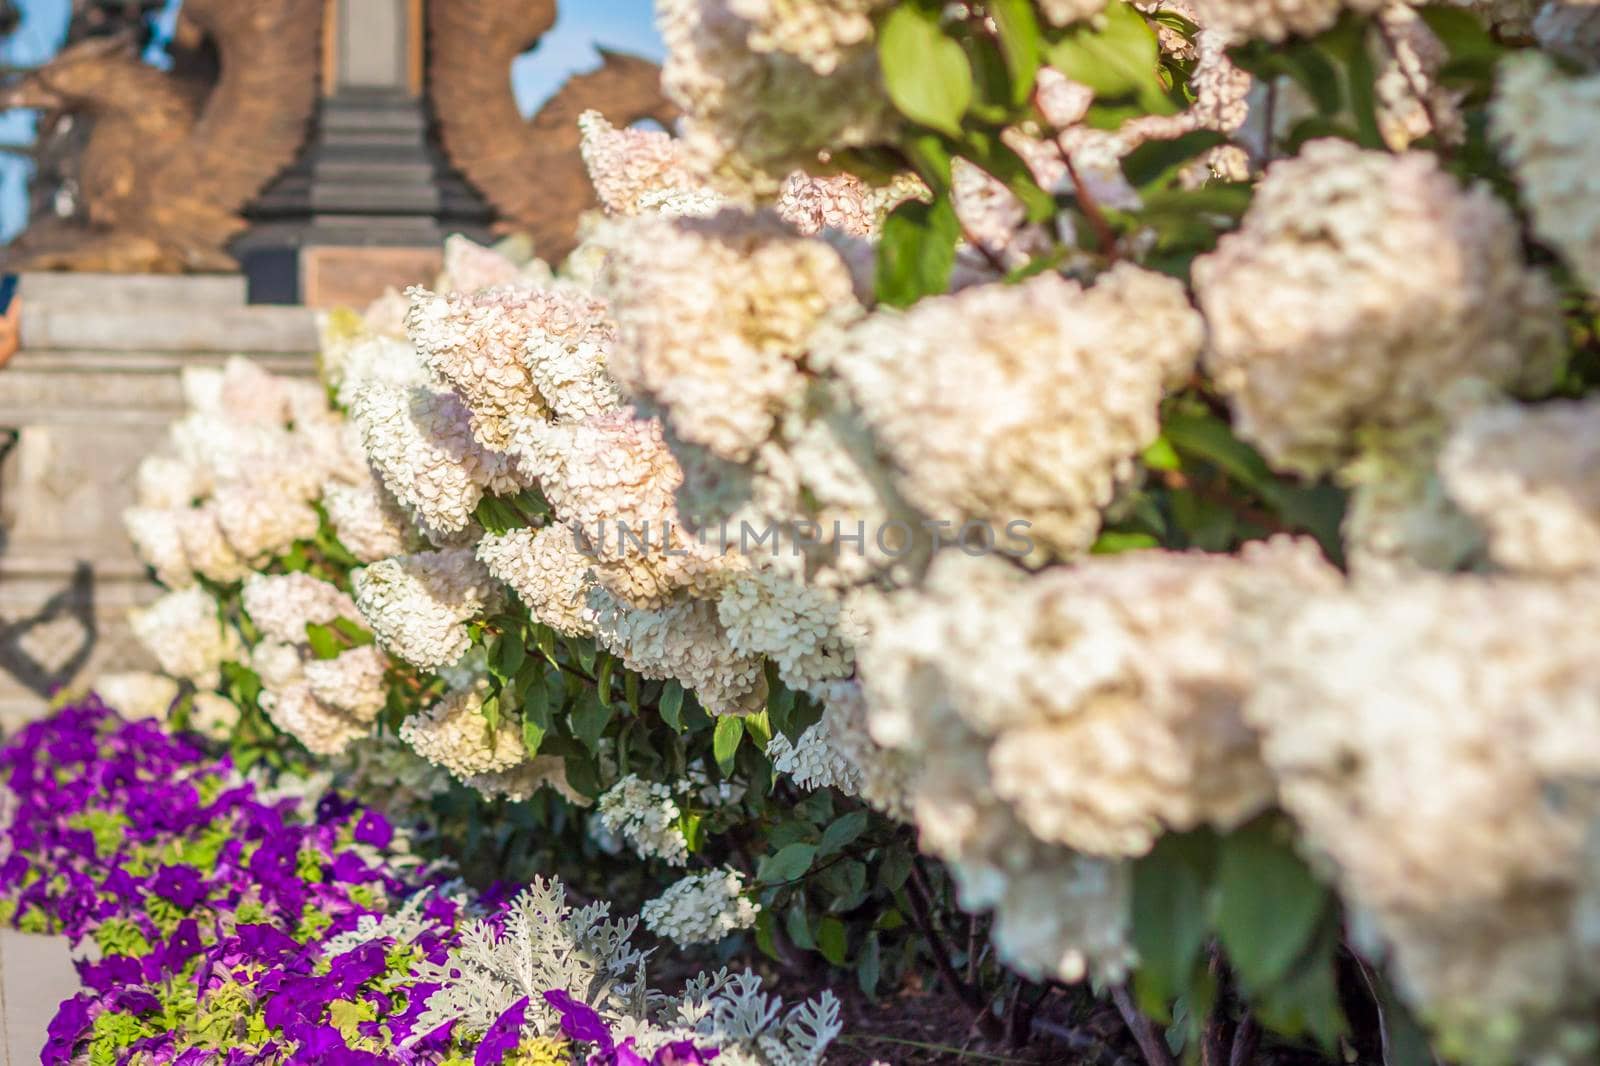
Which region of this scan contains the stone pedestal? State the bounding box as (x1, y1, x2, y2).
(236, 0, 491, 307)
(0, 273, 316, 730)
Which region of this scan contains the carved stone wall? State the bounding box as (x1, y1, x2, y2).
(0, 273, 317, 730)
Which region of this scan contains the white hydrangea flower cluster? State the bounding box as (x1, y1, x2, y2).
(1246, 573, 1600, 1062)
(1039, 0, 1110, 24)
(765, 680, 914, 818)
(1374, 6, 1464, 151)
(398, 685, 528, 780)
(724, 0, 891, 74)
(595, 774, 691, 865)
(1194, 138, 1563, 478)
(406, 284, 620, 450)
(476, 527, 598, 637)
(579, 111, 720, 219)
(856, 538, 1337, 979)
(656, 0, 900, 195)
(259, 681, 373, 757)
(1531, 0, 1600, 66)
(236, 573, 389, 756)
(123, 356, 364, 588)
(188, 692, 242, 741)
(830, 265, 1204, 564)
(240, 572, 358, 645)
(127, 586, 241, 690)
(1190, 0, 1386, 42)
(1439, 398, 1600, 577)
(716, 569, 853, 691)
(351, 549, 498, 672)
(320, 478, 419, 564)
(352, 377, 525, 542)
(589, 590, 768, 716)
(514, 411, 730, 611)
(303, 644, 390, 723)
(94, 671, 178, 722)
(600, 210, 861, 464)
(641, 869, 761, 946)
(1492, 52, 1600, 297)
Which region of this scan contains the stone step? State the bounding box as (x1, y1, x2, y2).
(313, 158, 439, 183)
(0, 928, 81, 1056)
(310, 186, 442, 214)
(19, 303, 318, 353)
(18, 272, 247, 309)
(0, 931, 80, 1065)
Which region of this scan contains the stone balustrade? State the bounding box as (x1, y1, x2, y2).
(0, 273, 317, 730)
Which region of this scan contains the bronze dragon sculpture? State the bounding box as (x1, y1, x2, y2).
(0, 0, 678, 273)
(0, 0, 321, 273)
(428, 0, 681, 264)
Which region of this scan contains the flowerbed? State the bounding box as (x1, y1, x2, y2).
(0, 701, 839, 1066)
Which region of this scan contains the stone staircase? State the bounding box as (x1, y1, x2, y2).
(0, 273, 317, 730)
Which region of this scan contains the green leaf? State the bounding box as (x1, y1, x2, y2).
(680, 811, 705, 853)
(521, 713, 547, 756)
(1253, 910, 1347, 1050)
(1367, 962, 1435, 1066)
(817, 917, 849, 967)
(821, 858, 869, 912)
(532, 625, 558, 667)
(1163, 409, 1288, 510)
(595, 652, 613, 708)
(498, 633, 526, 677)
(1047, 1, 1176, 115)
(1131, 830, 1218, 1021)
(754, 908, 780, 962)
(1142, 435, 1181, 471)
(569, 637, 597, 674)
(818, 811, 869, 860)
(965, 33, 1016, 124)
(1091, 531, 1160, 554)
(766, 665, 796, 737)
(304, 622, 343, 661)
(875, 196, 960, 308)
(1416, 4, 1502, 59)
(713, 715, 745, 776)
(1170, 489, 1237, 552)
(1214, 820, 1331, 992)
(878, 4, 973, 136)
(481, 693, 500, 735)
(1120, 130, 1227, 190)
(330, 617, 375, 647)
(524, 674, 552, 731)
(570, 691, 613, 756)
(989, 0, 1043, 105)
(562, 754, 602, 800)
(877, 843, 914, 893)
(786, 898, 817, 950)
(903, 130, 954, 194)
(758, 842, 818, 885)
(1315, 15, 1383, 150)
(743, 710, 774, 751)
(859, 932, 883, 996)
(659, 680, 685, 732)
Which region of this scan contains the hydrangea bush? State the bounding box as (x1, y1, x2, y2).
(105, 0, 1600, 1063)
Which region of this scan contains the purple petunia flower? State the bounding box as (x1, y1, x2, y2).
(545, 989, 614, 1053)
(352, 810, 393, 850)
(475, 995, 530, 1066)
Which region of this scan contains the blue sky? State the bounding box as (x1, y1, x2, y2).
(0, 0, 665, 240)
